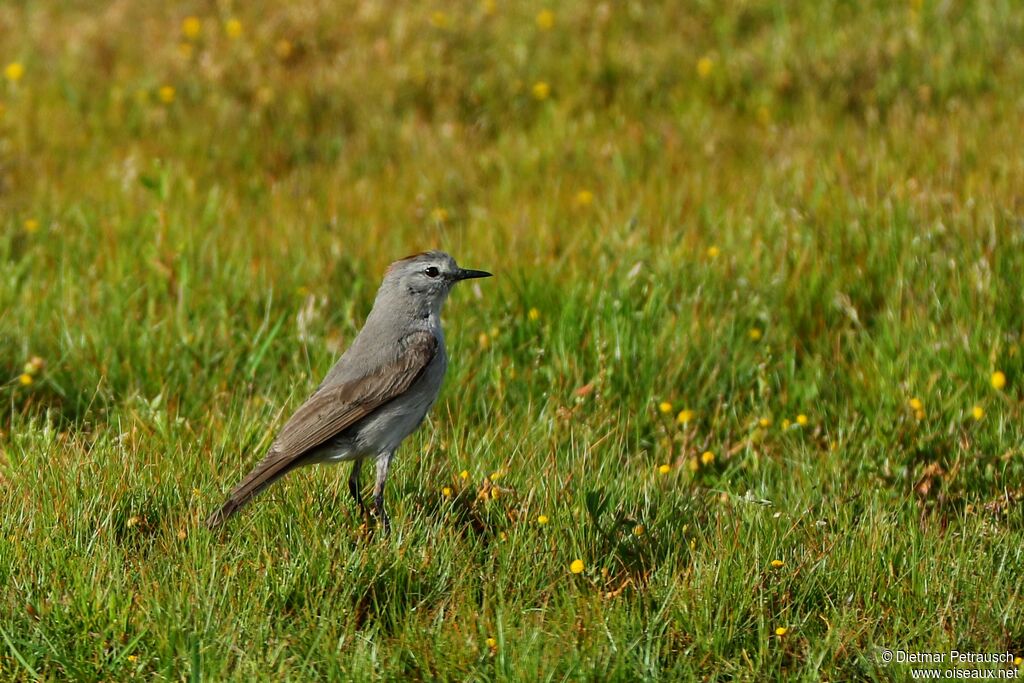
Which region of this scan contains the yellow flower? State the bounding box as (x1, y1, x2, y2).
(485, 637, 497, 649)
(633, 524, 644, 536)
(706, 245, 721, 259)
(775, 626, 787, 637)
(1016, 656, 1023, 667)
(490, 487, 500, 500)
(658, 401, 673, 414)
(224, 18, 243, 39)
(127, 654, 138, 663)
(430, 11, 450, 29)
(430, 207, 449, 222)
(914, 409, 925, 421)
(5, 62, 24, 82)
(796, 414, 809, 426)
(459, 469, 469, 480)
(536, 9, 555, 30)
(537, 514, 549, 525)
(441, 486, 452, 498)
(528, 307, 540, 321)
(126, 516, 140, 527)
(182, 16, 201, 39)
(489, 470, 503, 481)
(909, 397, 924, 411)
(18, 373, 33, 386)
(758, 417, 772, 428)
(570, 559, 584, 574)
(701, 451, 715, 465)
(574, 189, 594, 207)
(697, 56, 714, 79)
(781, 418, 791, 429)
(991, 371, 1007, 390)
(478, 332, 490, 349)
(749, 328, 763, 341)
(158, 85, 176, 104)
(532, 81, 550, 100)
(275, 39, 293, 59)
(676, 409, 694, 424)
(658, 464, 671, 475)
(770, 559, 784, 568)
(24, 219, 39, 234)
(971, 405, 984, 420)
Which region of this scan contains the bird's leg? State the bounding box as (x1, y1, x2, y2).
(348, 458, 366, 518)
(373, 450, 395, 534)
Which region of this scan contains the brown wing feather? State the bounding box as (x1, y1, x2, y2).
(206, 331, 437, 528)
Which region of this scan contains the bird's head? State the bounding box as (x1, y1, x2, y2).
(380, 251, 492, 316)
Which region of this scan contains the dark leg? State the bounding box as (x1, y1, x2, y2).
(373, 451, 395, 534)
(349, 459, 366, 517)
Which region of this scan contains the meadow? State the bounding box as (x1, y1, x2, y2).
(2, 0, 1024, 680)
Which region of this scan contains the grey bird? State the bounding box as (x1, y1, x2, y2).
(206, 251, 491, 531)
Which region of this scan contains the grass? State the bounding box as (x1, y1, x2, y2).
(2, 0, 1024, 679)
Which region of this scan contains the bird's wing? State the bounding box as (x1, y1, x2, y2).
(273, 330, 438, 458)
(206, 330, 437, 527)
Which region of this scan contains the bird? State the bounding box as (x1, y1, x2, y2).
(206, 251, 492, 531)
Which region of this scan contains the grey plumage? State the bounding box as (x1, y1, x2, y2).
(206, 251, 491, 530)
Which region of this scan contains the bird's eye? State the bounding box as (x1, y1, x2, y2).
(424, 266, 440, 278)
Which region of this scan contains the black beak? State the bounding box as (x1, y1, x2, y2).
(455, 268, 493, 281)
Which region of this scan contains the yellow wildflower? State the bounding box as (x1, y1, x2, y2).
(158, 85, 176, 104)
(782, 418, 791, 429)
(224, 18, 243, 39)
(633, 524, 644, 536)
(536, 9, 555, 30)
(126, 516, 140, 527)
(182, 16, 201, 39)
(759, 417, 772, 428)
(485, 637, 497, 649)
(676, 409, 694, 424)
(706, 245, 720, 258)
(459, 469, 469, 480)
(570, 559, 584, 574)
(18, 373, 33, 386)
(658, 464, 671, 475)
(775, 626, 787, 636)
(537, 514, 549, 525)
(796, 414, 809, 426)
(127, 654, 138, 663)
(749, 328, 763, 341)
(430, 11, 450, 29)
(658, 401, 673, 414)
(697, 56, 714, 79)
(770, 559, 784, 568)
(4, 62, 24, 82)
(971, 405, 984, 420)
(478, 332, 490, 349)
(909, 397, 923, 411)
(528, 307, 540, 321)
(532, 81, 550, 100)
(574, 189, 594, 207)
(701, 451, 715, 465)
(24, 219, 39, 234)
(991, 371, 1007, 390)
(442, 486, 452, 498)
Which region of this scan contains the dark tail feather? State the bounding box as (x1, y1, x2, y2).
(206, 449, 305, 529)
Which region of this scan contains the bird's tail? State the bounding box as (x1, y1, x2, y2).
(206, 449, 306, 529)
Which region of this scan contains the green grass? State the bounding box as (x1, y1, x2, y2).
(2, 0, 1024, 679)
